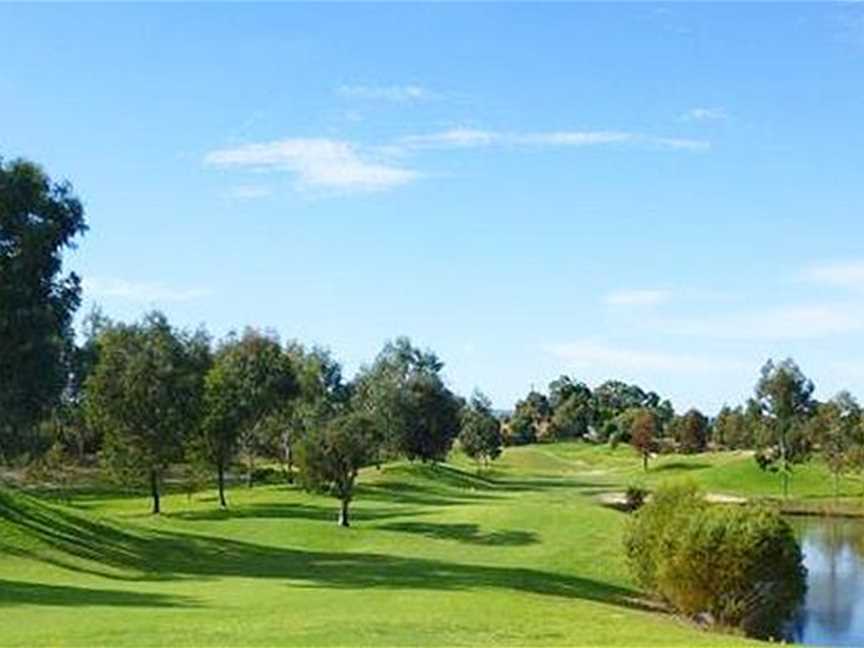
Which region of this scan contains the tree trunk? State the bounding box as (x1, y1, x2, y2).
(338, 499, 350, 527)
(286, 443, 294, 484)
(150, 468, 161, 515)
(246, 453, 254, 489)
(642, 453, 648, 472)
(218, 461, 227, 508)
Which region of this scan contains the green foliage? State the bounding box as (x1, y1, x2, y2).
(197, 329, 295, 504)
(812, 392, 863, 496)
(714, 405, 756, 450)
(459, 391, 503, 467)
(668, 409, 710, 454)
(85, 312, 207, 513)
(0, 158, 87, 458)
(295, 411, 377, 526)
(353, 337, 461, 463)
(504, 410, 537, 446)
(625, 482, 806, 639)
(753, 358, 816, 496)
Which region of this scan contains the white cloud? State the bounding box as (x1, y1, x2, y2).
(227, 185, 273, 200)
(336, 84, 438, 103)
(670, 303, 864, 340)
(802, 260, 864, 287)
(682, 107, 728, 122)
(546, 340, 744, 373)
(398, 128, 709, 152)
(84, 277, 213, 303)
(204, 138, 419, 192)
(604, 289, 670, 307)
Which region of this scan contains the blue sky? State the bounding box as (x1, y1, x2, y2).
(3, 3, 864, 413)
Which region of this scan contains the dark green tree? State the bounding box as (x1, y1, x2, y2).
(0, 158, 87, 459)
(668, 409, 709, 454)
(295, 411, 377, 527)
(85, 312, 207, 513)
(198, 329, 296, 505)
(459, 391, 503, 468)
(353, 337, 460, 462)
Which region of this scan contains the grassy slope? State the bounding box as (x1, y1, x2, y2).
(0, 444, 809, 647)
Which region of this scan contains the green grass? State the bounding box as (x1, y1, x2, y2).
(2, 442, 830, 647)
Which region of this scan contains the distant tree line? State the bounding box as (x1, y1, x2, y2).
(506, 359, 864, 496)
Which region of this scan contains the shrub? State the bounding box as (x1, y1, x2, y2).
(624, 484, 647, 512)
(624, 482, 806, 640)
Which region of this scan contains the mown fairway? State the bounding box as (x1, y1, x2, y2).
(6, 443, 854, 647)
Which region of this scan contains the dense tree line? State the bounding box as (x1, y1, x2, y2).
(507, 359, 864, 494)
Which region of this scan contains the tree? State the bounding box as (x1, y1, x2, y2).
(813, 392, 861, 498)
(278, 344, 349, 481)
(548, 376, 592, 411)
(353, 338, 460, 462)
(547, 395, 593, 440)
(669, 409, 709, 454)
(459, 391, 503, 468)
(547, 376, 594, 440)
(198, 329, 296, 505)
(713, 405, 755, 450)
(295, 411, 377, 527)
(0, 158, 87, 459)
(754, 358, 815, 498)
(85, 313, 206, 513)
(630, 409, 658, 471)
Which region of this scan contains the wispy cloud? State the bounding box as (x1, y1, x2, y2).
(336, 84, 439, 103)
(681, 107, 728, 122)
(669, 303, 864, 340)
(398, 128, 710, 152)
(84, 277, 213, 303)
(204, 138, 419, 192)
(204, 127, 708, 195)
(604, 289, 670, 307)
(802, 260, 864, 287)
(546, 340, 744, 373)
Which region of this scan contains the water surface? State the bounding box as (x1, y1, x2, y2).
(790, 516, 864, 646)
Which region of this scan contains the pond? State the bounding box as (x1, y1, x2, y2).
(788, 516, 864, 646)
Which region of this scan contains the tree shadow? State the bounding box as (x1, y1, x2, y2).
(2, 493, 651, 614)
(652, 462, 711, 472)
(166, 502, 415, 524)
(376, 521, 538, 546)
(0, 578, 196, 608)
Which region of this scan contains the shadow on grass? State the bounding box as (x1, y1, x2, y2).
(166, 502, 415, 524)
(652, 462, 711, 473)
(1, 491, 649, 613)
(0, 578, 196, 608)
(376, 521, 538, 546)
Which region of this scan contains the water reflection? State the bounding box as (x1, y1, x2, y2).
(789, 516, 864, 646)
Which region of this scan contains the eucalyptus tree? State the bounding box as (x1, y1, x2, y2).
(0, 157, 87, 459)
(353, 337, 461, 463)
(295, 411, 377, 527)
(459, 391, 503, 468)
(85, 312, 208, 514)
(198, 329, 296, 505)
(814, 391, 862, 498)
(754, 358, 815, 498)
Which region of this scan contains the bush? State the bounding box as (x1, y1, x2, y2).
(624, 482, 806, 640)
(624, 484, 647, 512)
